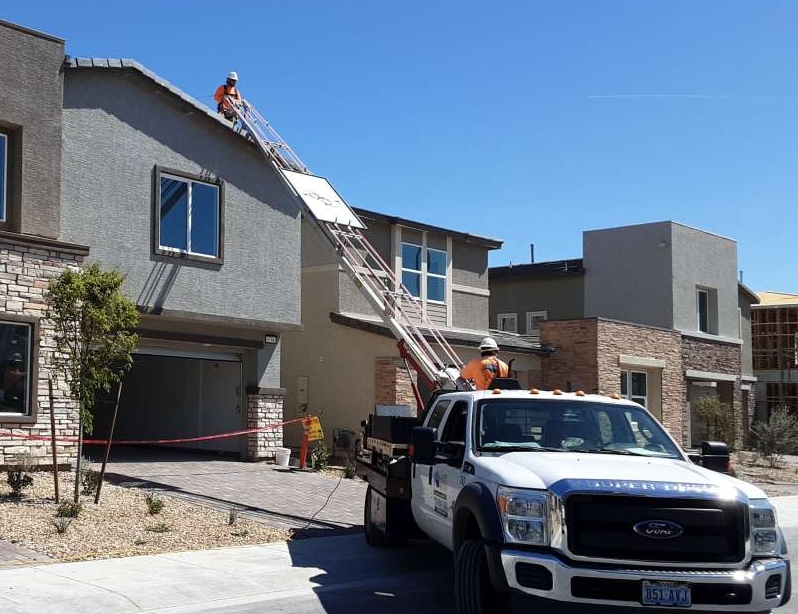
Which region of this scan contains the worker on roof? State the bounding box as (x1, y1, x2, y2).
(214, 71, 243, 122)
(460, 337, 509, 390)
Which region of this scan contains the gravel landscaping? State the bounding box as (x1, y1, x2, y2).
(734, 451, 798, 497)
(0, 472, 289, 562)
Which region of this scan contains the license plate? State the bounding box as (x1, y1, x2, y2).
(642, 581, 691, 607)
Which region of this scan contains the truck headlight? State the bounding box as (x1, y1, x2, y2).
(496, 487, 548, 546)
(750, 500, 780, 557)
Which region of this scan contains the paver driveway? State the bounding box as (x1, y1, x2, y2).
(95, 448, 366, 534)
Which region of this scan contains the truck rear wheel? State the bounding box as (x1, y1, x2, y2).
(364, 485, 391, 547)
(455, 538, 509, 614)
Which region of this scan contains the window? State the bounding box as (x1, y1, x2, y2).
(0, 133, 6, 222)
(497, 313, 517, 333)
(400, 242, 448, 303)
(427, 248, 447, 303)
(426, 399, 451, 430)
(401, 243, 422, 297)
(697, 289, 709, 333)
(476, 399, 680, 458)
(526, 310, 548, 335)
(0, 320, 33, 416)
(440, 401, 468, 443)
(620, 370, 647, 407)
(157, 170, 222, 260)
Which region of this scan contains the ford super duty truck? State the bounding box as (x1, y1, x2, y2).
(358, 387, 791, 614)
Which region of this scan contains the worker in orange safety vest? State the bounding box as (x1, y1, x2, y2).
(214, 71, 243, 121)
(460, 337, 509, 390)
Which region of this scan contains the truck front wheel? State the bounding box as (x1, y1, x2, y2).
(455, 538, 509, 614)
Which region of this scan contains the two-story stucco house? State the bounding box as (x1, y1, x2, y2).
(490, 221, 759, 448)
(281, 208, 547, 450)
(0, 19, 302, 464)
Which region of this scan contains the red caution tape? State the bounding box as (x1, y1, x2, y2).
(0, 416, 310, 446)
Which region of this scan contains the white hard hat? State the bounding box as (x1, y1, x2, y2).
(479, 337, 499, 352)
(227, 71, 239, 81)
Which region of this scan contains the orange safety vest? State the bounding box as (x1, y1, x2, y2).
(460, 356, 509, 391)
(214, 84, 242, 112)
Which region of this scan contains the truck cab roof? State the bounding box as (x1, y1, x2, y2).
(435, 389, 642, 408)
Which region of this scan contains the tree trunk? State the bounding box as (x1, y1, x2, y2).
(73, 414, 83, 504)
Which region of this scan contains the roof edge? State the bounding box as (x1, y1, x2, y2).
(353, 207, 503, 249)
(0, 18, 64, 44)
(65, 57, 251, 146)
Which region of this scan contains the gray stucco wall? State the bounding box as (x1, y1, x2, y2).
(452, 242, 489, 289)
(0, 21, 64, 237)
(671, 223, 739, 338)
(489, 275, 585, 333)
(61, 68, 301, 328)
(583, 222, 674, 329)
(738, 287, 754, 376)
(453, 290, 489, 331)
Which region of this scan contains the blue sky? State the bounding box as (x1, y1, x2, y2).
(5, 1, 798, 292)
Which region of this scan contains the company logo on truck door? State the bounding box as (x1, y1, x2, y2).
(633, 520, 684, 539)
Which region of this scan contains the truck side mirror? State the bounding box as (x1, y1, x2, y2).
(700, 440, 731, 474)
(410, 427, 436, 465)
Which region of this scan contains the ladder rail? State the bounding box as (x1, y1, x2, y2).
(224, 97, 464, 388)
(330, 222, 462, 375)
(347, 225, 464, 368)
(330, 222, 463, 369)
(330, 224, 448, 378)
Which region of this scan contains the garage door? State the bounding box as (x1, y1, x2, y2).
(109, 349, 243, 455)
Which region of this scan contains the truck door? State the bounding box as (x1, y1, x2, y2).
(411, 399, 469, 549)
(411, 398, 451, 540)
(433, 400, 469, 550)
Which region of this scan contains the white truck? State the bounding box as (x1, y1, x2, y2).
(359, 387, 791, 614)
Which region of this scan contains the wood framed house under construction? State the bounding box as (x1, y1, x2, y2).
(753, 291, 798, 417)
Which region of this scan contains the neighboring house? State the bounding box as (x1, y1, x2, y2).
(752, 291, 798, 419)
(0, 19, 302, 464)
(282, 208, 548, 450)
(489, 221, 758, 448)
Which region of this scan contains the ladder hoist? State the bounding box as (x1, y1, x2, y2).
(226, 98, 474, 409)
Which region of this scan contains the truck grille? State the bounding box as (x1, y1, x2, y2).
(565, 494, 746, 564)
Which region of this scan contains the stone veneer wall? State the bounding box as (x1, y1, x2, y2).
(0, 237, 84, 468)
(539, 319, 599, 393)
(596, 320, 686, 446)
(374, 357, 418, 409)
(681, 336, 743, 448)
(246, 390, 284, 461)
(541, 318, 687, 446)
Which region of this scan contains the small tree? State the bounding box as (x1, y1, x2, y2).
(47, 264, 139, 503)
(752, 407, 798, 468)
(693, 396, 736, 448)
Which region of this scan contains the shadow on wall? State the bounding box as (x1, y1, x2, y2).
(137, 260, 181, 312)
(63, 69, 300, 218)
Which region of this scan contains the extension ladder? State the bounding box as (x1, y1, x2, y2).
(226, 98, 466, 392)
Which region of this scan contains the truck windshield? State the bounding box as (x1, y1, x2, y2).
(476, 399, 682, 459)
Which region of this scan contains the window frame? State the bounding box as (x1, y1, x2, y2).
(153, 166, 225, 264)
(697, 288, 709, 333)
(426, 247, 448, 305)
(620, 369, 648, 408)
(497, 313, 518, 333)
(0, 314, 39, 423)
(525, 310, 548, 335)
(0, 131, 7, 224)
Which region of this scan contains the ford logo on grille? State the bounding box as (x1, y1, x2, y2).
(633, 520, 684, 539)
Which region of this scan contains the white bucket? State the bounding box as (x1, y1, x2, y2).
(274, 447, 291, 468)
